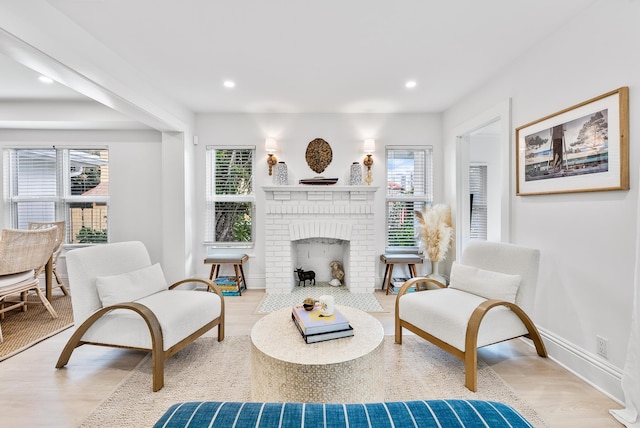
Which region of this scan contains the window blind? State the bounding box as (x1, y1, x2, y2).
(469, 164, 488, 240)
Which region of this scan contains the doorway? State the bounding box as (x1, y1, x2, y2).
(453, 100, 511, 259)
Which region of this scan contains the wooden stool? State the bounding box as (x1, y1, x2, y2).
(380, 254, 423, 295)
(204, 254, 248, 296)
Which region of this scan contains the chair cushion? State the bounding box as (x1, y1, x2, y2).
(0, 270, 34, 288)
(398, 288, 529, 351)
(448, 262, 521, 303)
(96, 263, 167, 307)
(79, 289, 222, 350)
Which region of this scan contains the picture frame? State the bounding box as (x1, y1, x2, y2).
(516, 87, 629, 196)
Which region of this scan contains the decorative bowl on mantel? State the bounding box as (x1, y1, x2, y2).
(299, 177, 339, 185)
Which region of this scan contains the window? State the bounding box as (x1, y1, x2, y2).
(385, 147, 433, 249)
(5, 147, 109, 244)
(205, 147, 255, 246)
(469, 163, 488, 240)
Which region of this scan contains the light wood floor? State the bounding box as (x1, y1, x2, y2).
(0, 289, 623, 427)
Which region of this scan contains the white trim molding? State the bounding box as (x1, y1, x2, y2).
(536, 326, 624, 404)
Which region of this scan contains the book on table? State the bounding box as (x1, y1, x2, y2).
(292, 316, 354, 343)
(291, 306, 351, 335)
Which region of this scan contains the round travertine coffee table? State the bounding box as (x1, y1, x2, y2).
(250, 305, 384, 403)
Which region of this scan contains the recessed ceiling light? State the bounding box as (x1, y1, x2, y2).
(223, 80, 235, 88)
(38, 76, 54, 84)
(405, 80, 417, 89)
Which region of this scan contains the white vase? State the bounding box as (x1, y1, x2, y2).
(274, 161, 288, 185)
(349, 162, 362, 185)
(427, 260, 446, 286)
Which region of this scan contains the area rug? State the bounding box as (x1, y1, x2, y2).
(256, 283, 385, 313)
(82, 336, 548, 427)
(0, 294, 73, 361)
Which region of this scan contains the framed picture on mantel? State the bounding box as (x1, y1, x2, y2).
(516, 87, 629, 196)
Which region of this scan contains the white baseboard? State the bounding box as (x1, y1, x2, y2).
(534, 326, 624, 404)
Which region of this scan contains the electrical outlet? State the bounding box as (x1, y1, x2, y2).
(597, 335, 608, 358)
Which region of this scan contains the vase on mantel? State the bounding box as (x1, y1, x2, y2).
(349, 162, 363, 185)
(274, 161, 288, 185)
(426, 260, 446, 286)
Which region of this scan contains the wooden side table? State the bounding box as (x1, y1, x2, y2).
(204, 254, 248, 295)
(380, 253, 424, 294)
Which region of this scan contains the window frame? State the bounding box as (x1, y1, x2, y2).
(204, 146, 256, 248)
(385, 146, 433, 251)
(4, 146, 110, 245)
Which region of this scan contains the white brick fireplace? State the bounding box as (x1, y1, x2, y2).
(263, 186, 378, 294)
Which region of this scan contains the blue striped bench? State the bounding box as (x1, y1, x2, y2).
(154, 400, 534, 427)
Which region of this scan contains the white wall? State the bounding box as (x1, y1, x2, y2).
(443, 0, 639, 401)
(194, 113, 443, 284)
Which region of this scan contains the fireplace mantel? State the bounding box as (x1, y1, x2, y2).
(262, 185, 378, 192)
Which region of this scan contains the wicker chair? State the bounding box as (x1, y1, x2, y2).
(28, 221, 69, 296)
(0, 227, 59, 344)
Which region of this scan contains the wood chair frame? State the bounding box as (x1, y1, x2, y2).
(395, 277, 547, 391)
(28, 221, 69, 297)
(56, 278, 225, 392)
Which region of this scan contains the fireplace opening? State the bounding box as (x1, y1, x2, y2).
(292, 238, 349, 289)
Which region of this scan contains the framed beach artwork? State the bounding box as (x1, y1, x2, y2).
(516, 87, 629, 196)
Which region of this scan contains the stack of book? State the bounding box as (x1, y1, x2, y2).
(213, 276, 246, 296)
(291, 306, 354, 344)
(391, 277, 416, 294)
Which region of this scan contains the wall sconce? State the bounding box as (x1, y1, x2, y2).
(265, 138, 278, 176)
(363, 139, 375, 185)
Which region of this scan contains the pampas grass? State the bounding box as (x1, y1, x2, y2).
(415, 204, 453, 262)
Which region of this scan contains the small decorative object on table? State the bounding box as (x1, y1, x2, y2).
(294, 268, 316, 287)
(318, 294, 335, 316)
(302, 298, 315, 311)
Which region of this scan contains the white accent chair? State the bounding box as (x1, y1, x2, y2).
(395, 240, 547, 391)
(0, 227, 59, 344)
(56, 241, 225, 392)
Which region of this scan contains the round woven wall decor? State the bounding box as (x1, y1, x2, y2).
(305, 138, 332, 173)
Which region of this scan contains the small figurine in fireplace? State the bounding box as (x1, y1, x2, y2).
(329, 260, 345, 286)
(295, 268, 316, 287)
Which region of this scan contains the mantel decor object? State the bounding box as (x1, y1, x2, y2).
(299, 177, 338, 185)
(305, 138, 332, 174)
(349, 162, 362, 185)
(274, 161, 288, 185)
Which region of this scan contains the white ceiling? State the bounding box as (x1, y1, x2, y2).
(1, 0, 598, 115)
